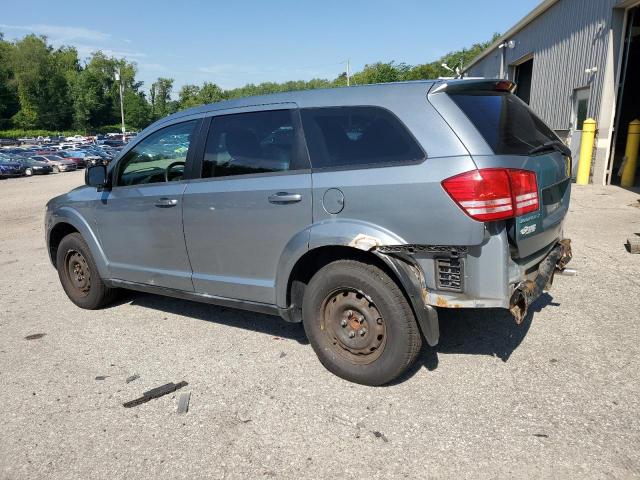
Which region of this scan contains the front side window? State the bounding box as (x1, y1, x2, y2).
(301, 106, 425, 169)
(202, 110, 298, 178)
(117, 120, 197, 186)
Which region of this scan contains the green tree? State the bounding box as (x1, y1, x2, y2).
(351, 61, 411, 85)
(177, 84, 201, 109)
(122, 90, 151, 129)
(71, 53, 114, 130)
(150, 77, 175, 119)
(198, 82, 226, 104)
(10, 35, 73, 129)
(0, 33, 20, 129)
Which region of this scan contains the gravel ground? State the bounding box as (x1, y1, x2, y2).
(1, 171, 639, 479)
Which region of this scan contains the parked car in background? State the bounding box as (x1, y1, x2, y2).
(10, 157, 53, 176)
(31, 155, 77, 173)
(67, 150, 101, 164)
(54, 150, 86, 168)
(0, 159, 25, 178)
(101, 139, 125, 148)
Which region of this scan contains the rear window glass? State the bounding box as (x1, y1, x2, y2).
(301, 106, 424, 169)
(449, 92, 558, 155)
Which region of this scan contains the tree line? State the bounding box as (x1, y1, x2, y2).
(0, 32, 499, 136)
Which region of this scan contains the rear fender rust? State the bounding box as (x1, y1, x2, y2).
(373, 250, 440, 347)
(509, 239, 573, 324)
(349, 234, 382, 251)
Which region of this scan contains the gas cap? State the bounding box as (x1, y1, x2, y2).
(322, 188, 345, 214)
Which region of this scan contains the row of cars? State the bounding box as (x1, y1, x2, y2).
(0, 139, 127, 179)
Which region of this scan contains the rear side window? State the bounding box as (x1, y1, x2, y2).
(202, 109, 303, 178)
(301, 106, 424, 169)
(449, 92, 558, 155)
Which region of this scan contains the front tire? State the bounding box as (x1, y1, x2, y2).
(302, 260, 422, 386)
(24, 168, 33, 176)
(56, 233, 116, 309)
(52, 166, 60, 173)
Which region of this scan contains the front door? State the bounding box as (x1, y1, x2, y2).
(183, 107, 312, 305)
(95, 120, 200, 290)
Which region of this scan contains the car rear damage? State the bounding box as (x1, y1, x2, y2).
(367, 78, 576, 345)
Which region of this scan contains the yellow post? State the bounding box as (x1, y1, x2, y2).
(621, 119, 640, 187)
(576, 118, 597, 185)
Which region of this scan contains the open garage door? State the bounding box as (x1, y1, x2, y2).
(611, 5, 640, 185)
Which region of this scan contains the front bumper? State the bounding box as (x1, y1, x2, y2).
(508, 239, 572, 324)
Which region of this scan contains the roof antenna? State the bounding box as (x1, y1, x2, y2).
(441, 62, 463, 79)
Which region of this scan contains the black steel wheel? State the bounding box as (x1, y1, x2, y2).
(64, 250, 91, 298)
(56, 232, 117, 309)
(303, 259, 422, 386)
(321, 289, 387, 364)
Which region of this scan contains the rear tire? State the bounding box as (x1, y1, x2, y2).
(302, 260, 422, 386)
(56, 232, 117, 309)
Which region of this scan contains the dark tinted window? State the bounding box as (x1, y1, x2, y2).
(449, 92, 558, 155)
(301, 106, 424, 169)
(117, 121, 197, 186)
(203, 110, 299, 178)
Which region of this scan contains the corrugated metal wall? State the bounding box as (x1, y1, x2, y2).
(466, 0, 620, 131)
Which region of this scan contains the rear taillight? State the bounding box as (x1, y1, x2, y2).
(442, 168, 539, 222)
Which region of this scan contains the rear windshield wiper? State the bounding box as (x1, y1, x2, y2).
(529, 141, 571, 157)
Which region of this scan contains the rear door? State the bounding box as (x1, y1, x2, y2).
(431, 82, 571, 258)
(182, 106, 312, 305)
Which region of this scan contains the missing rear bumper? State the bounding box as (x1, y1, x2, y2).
(509, 238, 573, 324)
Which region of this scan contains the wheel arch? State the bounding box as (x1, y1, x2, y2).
(276, 220, 439, 346)
(47, 207, 109, 278)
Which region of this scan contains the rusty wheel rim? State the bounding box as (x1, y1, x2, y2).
(65, 250, 91, 297)
(321, 289, 386, 365)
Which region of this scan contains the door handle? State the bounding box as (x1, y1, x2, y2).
(268, 192, 302, 204)
(155, 198, 178, 208)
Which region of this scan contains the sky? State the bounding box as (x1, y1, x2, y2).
(0, 0, 540, 95)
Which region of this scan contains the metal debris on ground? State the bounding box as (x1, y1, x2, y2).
(123, 381, 188, 408)
(95, 375, 108, 380)
(279, 351, 287, 358)
(125, 374, 140, 383)
(177, 392, 191, 414)
(626, 236, 640, 254)
(372, 431, 389, 442)
(24, 333, 46, 340)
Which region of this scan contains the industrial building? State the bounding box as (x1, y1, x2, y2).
(464, 0, 640, 186)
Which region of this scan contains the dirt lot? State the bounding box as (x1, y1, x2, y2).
(1, 171, 639, 479)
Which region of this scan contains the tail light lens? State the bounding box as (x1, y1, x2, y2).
(442, 168, 539, 222)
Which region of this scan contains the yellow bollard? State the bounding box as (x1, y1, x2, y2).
(621, 119, 640, 187)
(576, 118, 597, 185)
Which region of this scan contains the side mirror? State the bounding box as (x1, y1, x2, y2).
(85, 164, 109, 190)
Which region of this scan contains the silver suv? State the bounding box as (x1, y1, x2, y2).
(46, 79, 572, 385)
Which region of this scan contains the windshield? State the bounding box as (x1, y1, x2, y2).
(449, 92, 559, 155)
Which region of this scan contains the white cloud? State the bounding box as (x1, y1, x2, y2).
(73, 44, 147, 60)
(197, 64, 247, 75)
(0, 23, 111, 42)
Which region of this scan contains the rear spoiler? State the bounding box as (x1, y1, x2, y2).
(429, 79, 516, 95)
